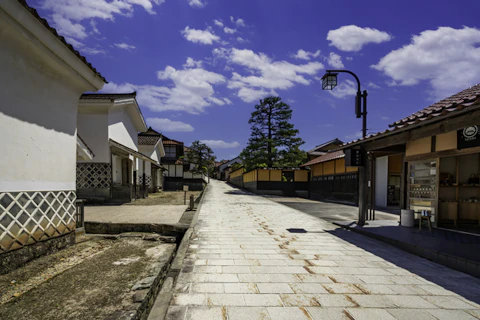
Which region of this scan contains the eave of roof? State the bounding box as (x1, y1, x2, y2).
(18, 0, 107, 83)
(80, 92, 137, 100)
(109, 139, 157, 164)
(301, 150, 345, 167)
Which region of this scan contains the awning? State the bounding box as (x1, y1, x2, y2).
(109, 139, 158, 164)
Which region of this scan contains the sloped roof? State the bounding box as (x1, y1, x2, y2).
(342, 84, 480, 148)
(80, 92, 136, 100)
(18, 0, 106, 83)
(109, 139, 157, 164)
(162, 135, 184, 146)
(301, 150, 344, 167)
(138, 127, 161, 145)
(307, 138, 344, 154)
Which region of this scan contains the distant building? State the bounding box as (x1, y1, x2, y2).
(138, 127, 166, 193)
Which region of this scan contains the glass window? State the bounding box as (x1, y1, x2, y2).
(165, 146, 176, 158)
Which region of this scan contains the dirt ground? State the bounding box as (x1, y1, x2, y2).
(84, 205, 187, 225)
(0, 235, 175, 320)
(125, 191, 201, 206)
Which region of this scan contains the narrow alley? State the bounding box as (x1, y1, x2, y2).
(164, 180, 480, 320)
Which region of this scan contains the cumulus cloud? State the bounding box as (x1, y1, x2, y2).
(230, 16, 246, 27)
(236, 37, 249, 43)
(292, 49, 321, 60)
(183, 57, 203, 68)
(213, 19, 223, 27)
(147, 118, 194, 132)
(114, 42, 136, 50)
(327, 52, 344, 68)
(345, 56, 353, 61)
(188, 0, 206, 7)
(223, 48, 323, 102)
(327, 25, 392, 52)
(372, 26, 480, 99)
(182, 26, 220, 45)
(327, 79, 357, 99)
(90, 20, 100, 34)
(224, 27, 237, 34)
(82, 47, 106, 55)
(102, 59, 227, 114)
(200, 140, 240, 148)
(41, 0, 164, 42)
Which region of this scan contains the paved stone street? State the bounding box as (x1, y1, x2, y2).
(165, 180, 480, 320)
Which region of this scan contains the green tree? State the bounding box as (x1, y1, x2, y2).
(184, 141, 216, 175)
(240, 96, 305, 171)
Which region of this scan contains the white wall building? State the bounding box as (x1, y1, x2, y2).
(0, 1, 106, 256)
(138, 128, 166, 192)
(77, 93, 157, 202)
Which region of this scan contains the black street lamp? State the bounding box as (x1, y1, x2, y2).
(321, 70, 368, 138)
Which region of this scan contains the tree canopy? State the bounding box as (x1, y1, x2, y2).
(184, 141, 216, 175)
(240, 96, 305, 171)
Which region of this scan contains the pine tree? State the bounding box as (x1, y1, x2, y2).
(240, 96, 305, 171)
(184, 141, 216, 175)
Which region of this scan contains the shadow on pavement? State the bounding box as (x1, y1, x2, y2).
(326, 227, 480, 304)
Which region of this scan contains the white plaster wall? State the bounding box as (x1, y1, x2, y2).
(0, 17, 88, 192)
(375, 156, 389, 208)
(108, 106, 138, 151)
(77, 113, 109, 163)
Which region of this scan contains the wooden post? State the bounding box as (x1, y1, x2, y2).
(358, 148, 369, 226)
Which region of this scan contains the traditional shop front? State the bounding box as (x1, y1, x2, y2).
(342, 84, 480, 231)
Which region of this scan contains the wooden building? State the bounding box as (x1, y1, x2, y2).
(343, 84, 480, 232)
(229, 168, 309, 197)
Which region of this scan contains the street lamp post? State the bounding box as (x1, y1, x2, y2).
(321, 70, 368, 138)
(321, 69, 369, 226)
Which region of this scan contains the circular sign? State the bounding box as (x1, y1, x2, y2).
(463, 126, 478, 138)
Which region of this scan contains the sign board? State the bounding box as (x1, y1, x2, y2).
(344, 148, 363, 167)
(183, 185, 189, 192)
(458, 125, 480, 150)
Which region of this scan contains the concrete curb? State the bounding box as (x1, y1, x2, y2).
(333, 222, 480, 279)
(147, 183, 211, 320)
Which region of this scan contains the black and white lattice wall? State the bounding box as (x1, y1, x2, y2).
(76, 163, 111, 189)
(0, 191, 76, 253)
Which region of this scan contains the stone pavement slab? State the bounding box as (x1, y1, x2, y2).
(85, 204, 186, 224)
(163, 180, 480, 319)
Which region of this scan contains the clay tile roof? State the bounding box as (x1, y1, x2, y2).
(162, 135, 184, 146)
(18, 0, 107, 83)
(342, 84, 480, 148)
(138, 127, 161, 145)
(301, 150, 344, 167)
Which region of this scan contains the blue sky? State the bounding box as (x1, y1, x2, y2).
(32, 0, 480, 160)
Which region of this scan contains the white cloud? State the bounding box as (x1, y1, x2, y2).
(90, 20, 100, 34)
(292, 49, 321, 60)
(224, 27, 237, 34)
(51, 14, 87, 39)
(212, 47, 229, 60)
(230, 16, 245, 27)
(327, 52, 344, 68)
(213, 19, 223, 27)
(225, 48, 324, 102)
(345, 56, 353, 61)
(182, 26, 220, 45)
(147, 118, 194, 132)
(82, 47, 106, 55)
(237, 87, 274, 103)
(345, 131, 363, 140)
(102, 59, 227, 114)
(114, 42, 136, 50)
(327, 25, 392, 52)
(200, 140, 240, 148)
(188, 0, 206, 8)
(42, 0, 164, 43)
(328, 79, 357, 99)
(236, 37, 249, 43)
(372, 26, 480, 99)
(367, 81, 381, 89)
(381, 116, 390, 120)
(183, 57, 203, 68)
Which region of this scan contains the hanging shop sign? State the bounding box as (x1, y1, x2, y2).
(458, 125, 480, 150)
(345, 148, 363, 167)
